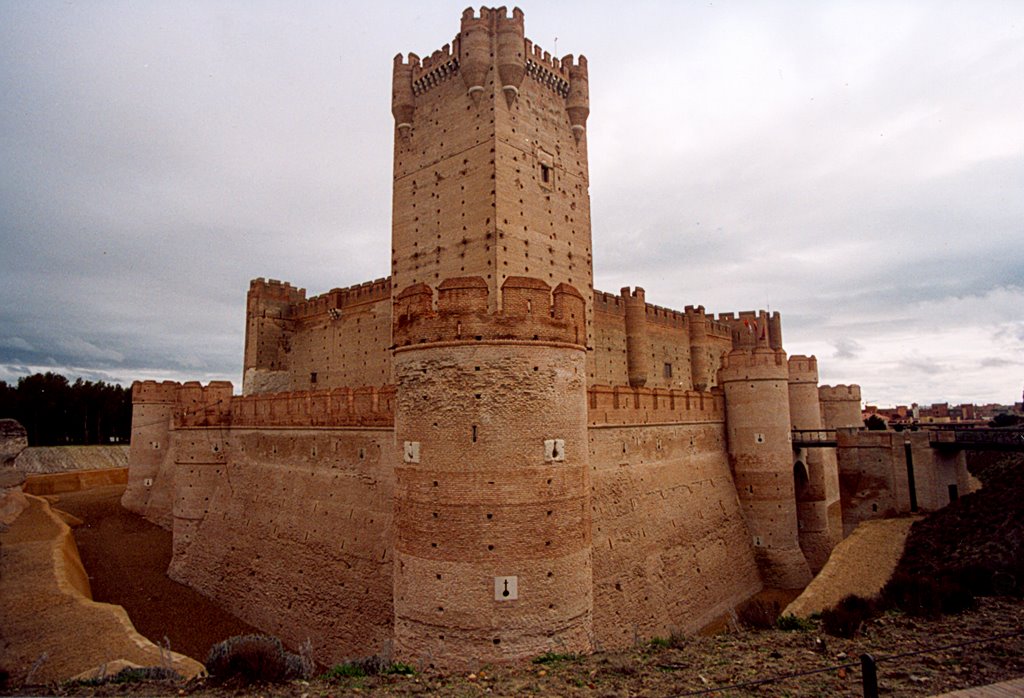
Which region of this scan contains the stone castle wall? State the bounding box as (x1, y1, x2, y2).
(120, 6, 868, 670)
(243, 278, 392, 394)
(835, 428, 977, 536)
(591, 290, 760, 392)
(167, 425, 396, 661)
(589, 418, 762, 644)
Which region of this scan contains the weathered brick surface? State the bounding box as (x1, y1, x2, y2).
(590, 421, 762, 644)
(835, 429, 978, 536)
(167, 427, 395, 663)
(788, 355, 842, 573)
(392, 280, 592, 668)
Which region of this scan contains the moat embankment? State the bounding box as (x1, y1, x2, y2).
(52, 484, 259, 663)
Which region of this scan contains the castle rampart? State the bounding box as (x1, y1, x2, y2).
(587, 385, 723, 426)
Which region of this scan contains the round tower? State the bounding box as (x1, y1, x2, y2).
(622, 287, 649, 388)
(719, 348, 812, 589)
(121, 380, 180, 527)
(819, 385, 863, 429)
(392, 276, 593, 668)
(685, 305, 712, 391)
(787, 356, 842, 573)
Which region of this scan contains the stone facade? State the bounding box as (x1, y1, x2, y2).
(122, 7, 971, 669)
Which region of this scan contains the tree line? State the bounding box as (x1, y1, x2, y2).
(0, 372, 131, 446)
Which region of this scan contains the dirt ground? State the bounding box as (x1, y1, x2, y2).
(7, 597, 1024, 697)
(51, 484, 258, 662)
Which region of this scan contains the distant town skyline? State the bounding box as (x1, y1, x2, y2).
(1, 1, 1021, 406)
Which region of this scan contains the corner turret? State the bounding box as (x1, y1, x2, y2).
(718, 348, 812, 589)
(787, 356, 842, 572)
(496, 7, 526, 106)
(565, 54, 590, 141)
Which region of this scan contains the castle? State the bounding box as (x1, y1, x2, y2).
(122, 7, 973, 668)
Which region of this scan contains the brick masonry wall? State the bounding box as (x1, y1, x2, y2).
(592, 294, 732, 390)
(283, 296, 392, 390)
(589, 421, 762, 645)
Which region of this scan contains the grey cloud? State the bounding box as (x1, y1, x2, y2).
(981, 357, 1020, 368)
(831, 338, 864, 360)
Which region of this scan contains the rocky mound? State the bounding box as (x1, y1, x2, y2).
(14, 445, 129, 474)
(0, 418, 28, 467)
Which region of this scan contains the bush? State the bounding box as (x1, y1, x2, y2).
(322, 657, 413, 681)
(205, 634, 307, 686)
(821, 595, 874, 638)
(533, 651, 580, 665)
(110, 666, 182, 683)
(881, 573, 976, 618)
(775, 614, 814, 632)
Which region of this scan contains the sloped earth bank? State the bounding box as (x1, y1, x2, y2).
(46, 484, 259, 662)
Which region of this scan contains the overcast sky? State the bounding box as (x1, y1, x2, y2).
(1, 1, 1022, 407)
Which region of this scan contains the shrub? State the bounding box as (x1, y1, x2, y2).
(113, 666, 181, 683)
(205, 634, 307, 686)
(533, 651, 579, 665)
(322, 656, 413, 681)
(821, 595, 874, 638)
(775, 614, 814, 632)
(882, 572, 976, 618)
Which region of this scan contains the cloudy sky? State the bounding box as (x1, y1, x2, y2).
(1, 1, 1021, 407)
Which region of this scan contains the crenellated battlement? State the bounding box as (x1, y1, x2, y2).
(718, 347, 789, 383)
(391, 6, 589, 138)
(163, 381, 395, 429)
(248, 278, 306, 304)
(788, 354, 819, 382)
(132, 380, 181, 403)
(228, 385, 395, 428)
(588, 385, 724, 426)
(290, 277, 392, 321)
(175, 381, 233, 427)
(819, 384, 863, 402)
(393, 275, 585, 348)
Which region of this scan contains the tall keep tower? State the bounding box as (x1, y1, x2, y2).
(391, 6, 594, 349)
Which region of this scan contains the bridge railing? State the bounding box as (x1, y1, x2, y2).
(929, 427, 1024, 450)
(792, 429, 837, 447)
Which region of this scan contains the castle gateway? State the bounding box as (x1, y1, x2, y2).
(123, 7, 965, 668)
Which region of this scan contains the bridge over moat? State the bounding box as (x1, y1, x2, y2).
(792, 426, 1024, 452)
